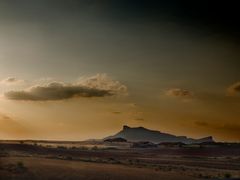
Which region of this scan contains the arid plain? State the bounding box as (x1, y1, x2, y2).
(1, 140, 240, 180)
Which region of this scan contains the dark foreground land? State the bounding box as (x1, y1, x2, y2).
(0, 141, 240, 180)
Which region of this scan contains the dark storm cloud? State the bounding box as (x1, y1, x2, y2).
(5, 82, 112, 101)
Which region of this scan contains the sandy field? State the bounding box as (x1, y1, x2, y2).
(0, 141, 240, 180)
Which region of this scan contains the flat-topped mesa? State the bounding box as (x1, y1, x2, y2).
(104, 125, 215, 144)
(123, 125, 157, 132)
(123, 125, 130, 130)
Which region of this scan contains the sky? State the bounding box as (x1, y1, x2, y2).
(0, 0, 240, 141)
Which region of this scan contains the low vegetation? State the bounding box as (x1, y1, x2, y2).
(1, 161, 27, 174)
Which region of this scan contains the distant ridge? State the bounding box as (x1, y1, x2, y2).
(104, 125, 214, 144)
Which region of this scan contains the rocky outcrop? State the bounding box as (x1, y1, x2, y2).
(104, 125, 214, 144)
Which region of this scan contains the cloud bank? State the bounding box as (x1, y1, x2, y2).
(4, 74, 127, 101)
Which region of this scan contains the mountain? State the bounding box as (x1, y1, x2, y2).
(104, 125, 214, 144)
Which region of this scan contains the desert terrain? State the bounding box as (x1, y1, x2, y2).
(0, 140, 240, 180)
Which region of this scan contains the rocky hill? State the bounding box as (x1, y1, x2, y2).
(104, 125, 214, 144)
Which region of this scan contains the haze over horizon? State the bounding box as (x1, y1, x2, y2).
(0, 0, 240, 142)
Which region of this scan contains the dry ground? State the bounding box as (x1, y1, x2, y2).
(0, 157, 201, 180)
(0, 141, 240, 180)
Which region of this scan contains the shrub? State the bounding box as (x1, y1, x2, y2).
(79, 146, 89, 150)
(17, 161, 24, 168)
(224, 173, 232, 179)
(57, 146, 67, 149)
(91, 146, 98, 151)
(66, 156, 73, 160)
(16, 161, 27, 173)
(71, 146, 77, 149)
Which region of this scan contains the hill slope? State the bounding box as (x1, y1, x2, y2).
(105, 125, 214, 144)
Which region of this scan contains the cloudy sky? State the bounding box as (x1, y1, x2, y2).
(0, 0, 240, 141)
